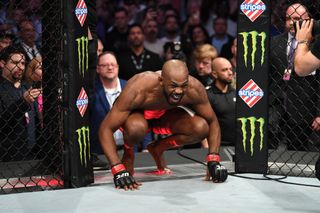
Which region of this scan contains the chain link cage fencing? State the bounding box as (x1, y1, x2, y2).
(0, 0, 64, 193)
(268, 0, 320, 177)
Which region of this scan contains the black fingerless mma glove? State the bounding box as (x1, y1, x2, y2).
(111, 163, 136, 188)
(206, 153, 228, 182)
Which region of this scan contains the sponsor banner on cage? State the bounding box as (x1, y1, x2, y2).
(240, 0, 266, 22)
(236, 0, 269, 173)
(237, 116, 265, 156)
(75, 126, 91, 168)
(75, 0, 87, 27)
(76, 87, 88, 117)
(75, 36, 88, 77)
(238, 79, 264, 108)
(238, 31, 266, 71)
(68, 0, 93, 188)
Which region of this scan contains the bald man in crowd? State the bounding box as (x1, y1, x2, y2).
(207, 57, 236, 146)
(99, 59, 228, 190)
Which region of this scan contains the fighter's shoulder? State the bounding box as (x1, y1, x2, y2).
(125, 71, 159, 89)
(131, 71, 160, 80)
(188, 76, 206, 90)
(187, 76, 207, 97)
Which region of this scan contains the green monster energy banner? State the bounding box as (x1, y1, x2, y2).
(63, 0, 93, 188)
(76, 36, 89, 77)
(239, 31, 266, 70)
(76, 126, 90, 167)
(236, 0, 270, 173)
(238, 117, 265, 156)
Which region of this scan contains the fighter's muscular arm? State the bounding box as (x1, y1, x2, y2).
(99, 79, 141, 166)
(196, 102, 221, 154)
(191, 82, 227, 182)
(191, 81, 221, 154)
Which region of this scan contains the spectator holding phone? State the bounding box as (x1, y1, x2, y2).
(0, 46, 41, 161)
(295, 19, 320, 76)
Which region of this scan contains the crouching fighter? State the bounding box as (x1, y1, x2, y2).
(99, 59, 228, 190)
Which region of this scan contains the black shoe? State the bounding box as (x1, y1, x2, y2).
(91, 153, 109, 170)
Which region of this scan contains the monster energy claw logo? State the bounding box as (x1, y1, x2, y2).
(239, 31, 266, 70)
(76, 126, 90, 167)
(238, 117, 265, 156)
(76, 36, 88, 77)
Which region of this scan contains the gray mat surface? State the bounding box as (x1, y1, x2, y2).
(1, 163, 320, 213)
(1, 148, 320, 213)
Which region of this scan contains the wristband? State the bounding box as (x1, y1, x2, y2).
(111, 163, 126, 175)
(206, 154, 221, 162)
(297, 40, 309, 46)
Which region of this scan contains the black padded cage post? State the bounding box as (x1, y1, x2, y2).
(62, 0, 94, 188)
(235, 0, 270, 173)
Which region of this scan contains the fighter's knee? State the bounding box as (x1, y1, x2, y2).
(191, 118, 209, 140)
(124, 120, 148, 139)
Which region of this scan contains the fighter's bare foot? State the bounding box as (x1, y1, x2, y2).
(122, 146, 135, 175)
(148, 168, 172, 176)
(147, 142, 169, 172)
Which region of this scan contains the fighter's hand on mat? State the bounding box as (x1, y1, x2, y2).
(206, 154, 228, 183)
(112, 163, 141, 190)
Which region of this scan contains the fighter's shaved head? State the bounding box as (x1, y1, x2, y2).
(162, 59, 188, 79)
(160, 59, 189, 105)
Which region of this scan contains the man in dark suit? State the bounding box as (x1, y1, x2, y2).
(269, 3, 320, 151)
(90, 52, 126, 167)
(15, 20, 41, 64)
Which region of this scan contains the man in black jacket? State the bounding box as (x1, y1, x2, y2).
(207, 57, 235, 145)
(0, 46, 41, 161)
(117, 24, 163, 80)
(105, 7, 130, 53)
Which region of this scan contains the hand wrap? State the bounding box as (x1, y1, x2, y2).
(206, 153, 228, 182)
